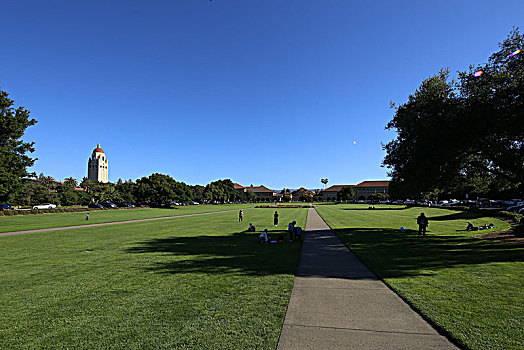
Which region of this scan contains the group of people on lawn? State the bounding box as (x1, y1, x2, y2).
(416, 212, 495, 235)
(239, 210, 303, 244)
(241, 210, 493, 242)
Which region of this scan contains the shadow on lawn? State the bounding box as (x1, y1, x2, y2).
(341, 207, 409, 211)
(332, 228, 524, 278)
(126, 230, 300, 276)
(427, 211, 484, 221)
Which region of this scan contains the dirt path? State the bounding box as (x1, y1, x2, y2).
(0, 208, 250, 237)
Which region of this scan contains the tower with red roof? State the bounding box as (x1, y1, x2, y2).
(87, 143, 109, 183)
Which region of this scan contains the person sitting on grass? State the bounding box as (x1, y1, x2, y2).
(259, 229, 269, 243)
(245, 223, 256, 232)
(466, 222, 475, 231)
(294, 226, 302, 240)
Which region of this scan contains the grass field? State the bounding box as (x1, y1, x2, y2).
(315, 204, 523, 350)
(0, 207, 307, 349)
(0, 204, 254, 233)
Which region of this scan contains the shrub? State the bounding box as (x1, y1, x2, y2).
(498, 211, 523, 223)
(514, 224, 524, 237)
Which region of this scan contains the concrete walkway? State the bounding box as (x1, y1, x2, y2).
(277, 208, 458, 349)
(0, 208, 248, 237)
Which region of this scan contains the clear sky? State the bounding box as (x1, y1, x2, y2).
(2, 0, 523, 189)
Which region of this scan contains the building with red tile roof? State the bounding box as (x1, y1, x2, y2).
(237, 184, 276, 202)
(355, 181, 390, 188)
(322, 185, 354, 201)
(354, 180, 390, 200)
(321, 181, 390, 201)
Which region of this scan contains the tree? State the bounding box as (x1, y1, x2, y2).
(135, 173, 191, 204)
(0, 88, 37, 202)
(302, 193, 313, 202)
(58, 185, 79, 206)
(369, 193, 388, 201)
(321, 178, 328, 189)
(338, 186, 355, 201)
(115, 180, 136, 203)
(63, 177, 78, 188)
(192, 185, 205, 203)
(203, 179, 237, 203)
(15, 180, 58, 206)
(246, 190, 257, 202)
(383, 29, 524, 198)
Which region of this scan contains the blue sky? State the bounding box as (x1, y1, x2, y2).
(2, 0, 523, 189)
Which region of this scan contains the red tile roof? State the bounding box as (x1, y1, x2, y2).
(324, 185, 354, 192)
(355, 181, 390, 187)
(93, 143, 104, 154)
(233, 183, 245, 189)
(245, 185, 274, 193)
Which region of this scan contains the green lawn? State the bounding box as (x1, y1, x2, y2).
(0, 207, 307, 349)
(0, 204, 254, 233)
(315, 204, 523, 350)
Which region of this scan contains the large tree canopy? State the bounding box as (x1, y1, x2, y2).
(203, 179, 237, 203)
(0, 88, 37, 202)
(135, 173, 192, 204)
(383, 29, 524, 199)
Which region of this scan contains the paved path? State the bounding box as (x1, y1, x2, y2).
(0, 209, 247, 237)
(277, 208, 458, 350)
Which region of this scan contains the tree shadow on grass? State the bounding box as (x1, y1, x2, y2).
(331, 228, 524, 279)
(341, 207, 409, 211)
(125, 230, 300, 276)
(428, 211, 485, 221)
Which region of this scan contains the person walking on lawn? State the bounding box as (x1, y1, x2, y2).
(274, 211, 279, 226)
(417, 212, 429, 236)
(239, 210, 243, 222)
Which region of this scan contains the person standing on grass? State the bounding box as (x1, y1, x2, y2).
(274, 211, 279, 226)
(239, 210, 243, 222)
(417, 213, 429, 236)
(288, 221, 296, 241)
(86, 212, 89, 221)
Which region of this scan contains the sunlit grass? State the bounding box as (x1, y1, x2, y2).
(0, 204, 254, 233)
(0, 208, 307, 349)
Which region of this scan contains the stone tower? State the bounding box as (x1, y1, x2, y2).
(87, 143, 109, 183)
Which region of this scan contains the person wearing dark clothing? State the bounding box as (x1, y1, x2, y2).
(294, 226, 302, 240)
(274, 211, 279, 226)
(239, 210, 243, 222)
(417, 213, 429, 236)
(288, 221, 296, 241)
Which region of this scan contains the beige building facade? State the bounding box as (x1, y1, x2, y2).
(321, 181, 390, 201)
(87, 143, 109, 183)
(234, 183, 276, 202)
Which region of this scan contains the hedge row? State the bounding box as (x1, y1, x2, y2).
(497, 210, 524, 224)
(513, 224, 524, 237)
(0, 207, 137, 217)
(255, 205, 310, 208)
